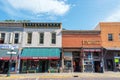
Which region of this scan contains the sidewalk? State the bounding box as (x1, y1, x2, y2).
(0, 72, 120, 79)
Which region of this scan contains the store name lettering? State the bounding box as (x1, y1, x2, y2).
(0, 44, 18, 49)
(33, 57, 48, 59)
(83, 41, 100, 45)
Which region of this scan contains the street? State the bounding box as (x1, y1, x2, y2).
(0, 72, 120, 80)
(0, 78, 120, 80)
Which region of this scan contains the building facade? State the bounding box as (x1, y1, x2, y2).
(0, 22, 120, 73)
(95, 22, 120, 71)
(20, 23, 62, 73)
(62, 30, 102, 73)
(0, 22, 62, 73)
(0, 22, 23, 73)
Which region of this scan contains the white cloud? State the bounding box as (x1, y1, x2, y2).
(104, 7, 120, 21)
(6, 0, 70, 16)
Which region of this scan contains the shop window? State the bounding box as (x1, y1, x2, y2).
(14, 33, 19, 44)
(39, 33, 44, 44)
(22, 61, 27, 72)
(83, 52, 93, 72)
(119, 34, 120, 41)
(64, 60, 71, 69)
(51, 32, 56, 44)
(93, 52, 100, 57)
(10, 61, 16, 72)
(0, 33, 5, 44)
(50, 60, 58, 69)
(27, 60, 39, 71)
(84, 52, 92, 59)
(27, 33, 32, 44)
(108, 34, 113, 41)
(118, 54, 120, 56)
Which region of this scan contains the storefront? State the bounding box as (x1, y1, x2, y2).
(20, 48, 61, 73)
(62, 48, 82, 72)
(82, 48, 102, 73)
(0, 49, 18, 73)
(104, 48, 120, 71)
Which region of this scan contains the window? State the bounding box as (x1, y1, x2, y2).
(0, 33, 5, 44)
(27, 33, 32, 44)
(14, 33, 19, 44)
(51, 32, 56, 44)
(108, 34, 113, 41)
(39, 33, 44, 44)
(119, 34, 120, 41)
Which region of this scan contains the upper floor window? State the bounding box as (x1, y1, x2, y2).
(108, 34, 113, 41)
(14, 33, 19, 44)
(39, 33, 44, 44)
(0, 33, 5, 44)
(119, 34, 120, 41)
(51, 32, 56, 44)
(27, 33, 32, 44)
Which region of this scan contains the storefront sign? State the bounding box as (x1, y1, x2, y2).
(83, 48, 101, 52)
(114, 58, 119, 63)
(64, 56, 72, 60)
(0, 44, 18, 49)
(82, 40, 101, 45)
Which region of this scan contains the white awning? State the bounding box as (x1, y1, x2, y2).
(105, 47, 120, 51)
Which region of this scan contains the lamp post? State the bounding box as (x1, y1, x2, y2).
(7, 47, 16, 77)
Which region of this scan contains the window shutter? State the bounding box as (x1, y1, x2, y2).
(19, 32, 22, 43)
(0, 33, 1, 39)
(4, 33, 8, 44)
(9, 33, 13, 44)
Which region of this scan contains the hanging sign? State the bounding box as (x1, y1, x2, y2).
(0, 44, 18, 49)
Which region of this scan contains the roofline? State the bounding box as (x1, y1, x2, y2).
(62, 30, 101, 34)
(0, 22, 62, 24)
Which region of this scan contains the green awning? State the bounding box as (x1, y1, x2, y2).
(20, 48, 61, 60)
(0, 49, 18, 60)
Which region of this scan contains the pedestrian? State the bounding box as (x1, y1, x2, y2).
(57, 63, 60, 73)
(100, 62, 103, 73)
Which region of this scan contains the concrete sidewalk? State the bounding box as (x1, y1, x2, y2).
(0, 72, 120, 79)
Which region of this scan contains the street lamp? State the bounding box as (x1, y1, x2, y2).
(7, 47, 16, 77)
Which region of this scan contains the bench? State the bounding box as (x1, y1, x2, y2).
(27, 70, 36, 73)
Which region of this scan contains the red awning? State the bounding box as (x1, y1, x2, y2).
(0, 57, 17, 60)
(20, 57, 59, 60)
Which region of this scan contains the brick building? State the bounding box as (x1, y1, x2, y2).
(95, 22, 120, 71)
(62, 30, 102, 72)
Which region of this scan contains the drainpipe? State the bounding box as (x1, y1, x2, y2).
(16, 48, 22, 74)
(101, 47, 104, 73)
(81, 40, 84, 72)
(61, 48, 64, 73)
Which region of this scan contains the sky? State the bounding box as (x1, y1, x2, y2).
(0, 0, 120, 30)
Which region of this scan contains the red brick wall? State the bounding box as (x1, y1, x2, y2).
(62, 34, 101, 48)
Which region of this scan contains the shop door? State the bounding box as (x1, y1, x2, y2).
(73, 52, 81, 72)
(94, 61, 100, 72)
(39, 60, 48, 72)
(3, 61, 9, 73)
(106, 59, 114, 71)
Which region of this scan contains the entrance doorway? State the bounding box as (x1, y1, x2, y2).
(73, 52, 81, 72)
(106, 59, 114, 71)
(0, 60, 9, 73)
(39, 60, 48, 72)
(94, 61, 100, 72)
